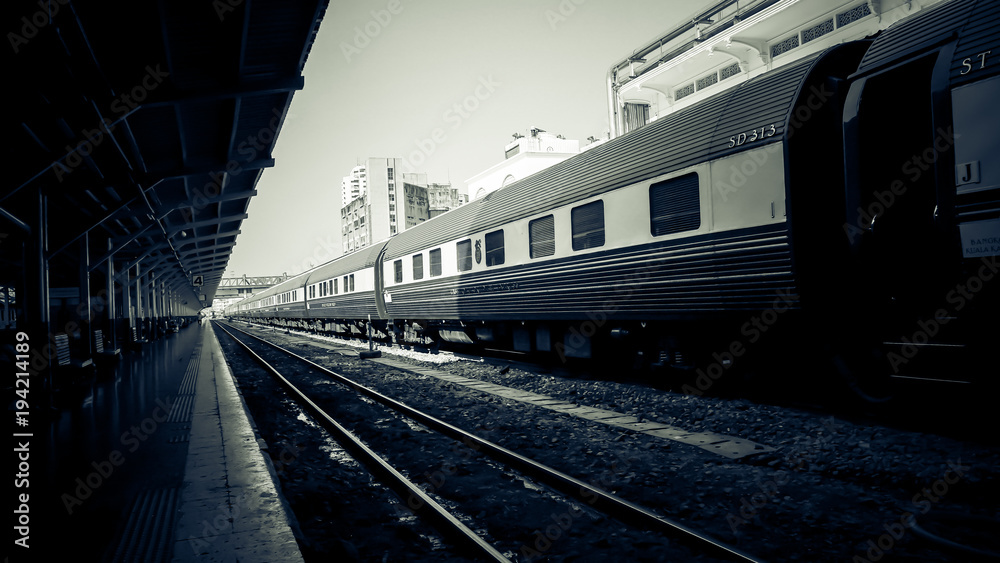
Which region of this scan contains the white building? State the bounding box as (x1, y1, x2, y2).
(606, 0, 947, 138)
(466, 128, 590, 200)
(341, 164, 367, 208)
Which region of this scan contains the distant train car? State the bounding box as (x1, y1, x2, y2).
(227, 0, 998, 387)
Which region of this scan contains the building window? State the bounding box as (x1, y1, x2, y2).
(485, 229, 504, 266)
(349, 274, 355, 292)
(394, 260, 403, 283)
(430, 248, 442, 276)
(343, 276, 348, 292)
(650, 173, 701, 236)
(572, 201, 605, 251)
(457, 239, 473, 272)
(529, 215, 555, 258)
(387, 167, 394, 180)
(334, 278, 338, 294)
(413, 254, 424, 280)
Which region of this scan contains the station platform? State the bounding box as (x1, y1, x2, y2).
(32, 321, 302, 562)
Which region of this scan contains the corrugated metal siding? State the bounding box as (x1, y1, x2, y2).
(304, 242, 385, 286)
(306, 293, 378, 320)
(384, 54, 823, 261)
(950, 0, 1000, 86)
(855, 0, 976, 75)
(384, 224, 797, 321)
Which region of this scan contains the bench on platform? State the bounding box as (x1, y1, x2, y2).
(94, 329, 121, 367)
(54, 333, 93, 370)
(128, 326, 147, 350)
(52, 333, 95, 393)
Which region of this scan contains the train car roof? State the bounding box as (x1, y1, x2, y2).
(383, 49, 837, 261)
(303, 242, 386, 286)
(854, 0, 999, 87)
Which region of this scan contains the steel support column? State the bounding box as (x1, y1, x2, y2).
(79, 231, 92, 360)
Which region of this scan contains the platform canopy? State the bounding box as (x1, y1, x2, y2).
(3, 0, 329, 306)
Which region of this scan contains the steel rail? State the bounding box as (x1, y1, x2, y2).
(214, 322, 511, 563)
(219, 321, 766, 563)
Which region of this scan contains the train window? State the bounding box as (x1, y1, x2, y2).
(394, 260, 403, 283)
(457, 239, 473, 272)
(571, 201, 605, 251)
(413, 254, 424, 280)
(485, 230, 504, 266)
(430, 248, 442, 276)
(650, 173, 700, 236)
(349, 274, 355, 292)
(529, 215, 555, 258)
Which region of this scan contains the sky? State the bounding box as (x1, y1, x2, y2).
(226, 0, 717, 278)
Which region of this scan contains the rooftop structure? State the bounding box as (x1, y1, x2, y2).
(606, 0, 947, 137)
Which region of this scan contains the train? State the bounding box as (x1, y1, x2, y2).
(227, 0, 998, 391)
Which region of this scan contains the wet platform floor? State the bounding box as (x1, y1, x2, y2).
(27, 321, 302, 562)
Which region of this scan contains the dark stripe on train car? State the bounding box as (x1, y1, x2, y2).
(304, 292, 379, 320)
(384, 224, 797, 322)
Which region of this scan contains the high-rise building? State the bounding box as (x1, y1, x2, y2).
(341, 158, 466, 254)
(341, 164, 367, 208)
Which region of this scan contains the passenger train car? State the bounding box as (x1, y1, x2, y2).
(228, 0, 998, 387)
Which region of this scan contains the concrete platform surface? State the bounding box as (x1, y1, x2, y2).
(27, 322, 302, 563)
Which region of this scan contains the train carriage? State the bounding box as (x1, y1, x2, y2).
(375, 41, 873, 362)
(841, 0, 999, 378)
(302, 244, 384, 335)
(227, 0, 998, 387)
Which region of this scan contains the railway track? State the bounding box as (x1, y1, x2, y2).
(214, 320, 765, 562)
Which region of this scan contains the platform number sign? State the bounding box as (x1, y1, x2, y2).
(192, 274, 204, 287)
